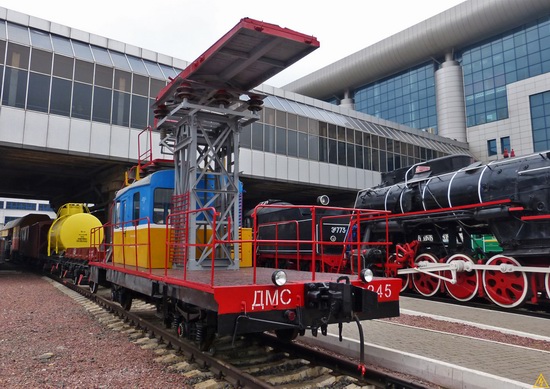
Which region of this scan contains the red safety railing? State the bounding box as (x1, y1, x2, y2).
(86, 202, 392, 290)
(255, 219, 301, 268)
(88, 217, 153, 274)
(164, 206, 221, 288)
(251, 204, 392, 282)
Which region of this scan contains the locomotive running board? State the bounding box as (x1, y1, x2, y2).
(398, 261, 550, 285)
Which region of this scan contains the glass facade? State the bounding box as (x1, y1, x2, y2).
(530, 90, 550, 151)
(346, 15, 550, 141)
(0, 19, 182, 129)
(6, 201, 36, 210)
(353, 63, 437, 132)
(0, 17, 470, 177)
(241, 96, 468, 173)
(38, 203, 53, 212)
(461, 15, 550, 127)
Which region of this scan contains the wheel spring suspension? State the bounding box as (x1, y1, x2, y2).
(172, 315, 181, 329)
(195, 322, 204, 343)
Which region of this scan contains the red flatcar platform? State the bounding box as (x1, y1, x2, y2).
(90, 262, 401, 335)
(92, 261, 400, 317)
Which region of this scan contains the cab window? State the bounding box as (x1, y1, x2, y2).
(132, 192, 140, 221)
(153, 188, 172, 224)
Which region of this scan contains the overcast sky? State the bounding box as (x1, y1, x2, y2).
(0, 0, 466, 87)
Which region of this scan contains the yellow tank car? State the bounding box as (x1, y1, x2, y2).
(48, 203, 104, 256)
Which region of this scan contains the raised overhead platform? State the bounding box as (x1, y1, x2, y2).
(154, 17, 320, 107)
(150, 18, 320, 271)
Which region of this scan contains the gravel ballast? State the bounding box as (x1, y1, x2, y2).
(0, 270, 189, 388)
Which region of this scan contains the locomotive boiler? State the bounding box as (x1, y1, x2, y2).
(354, 151, 550, 308)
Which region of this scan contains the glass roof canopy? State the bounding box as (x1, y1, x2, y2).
(263, 95, 470, 156)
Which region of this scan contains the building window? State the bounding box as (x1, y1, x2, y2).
(238, 97, 459, 173)
(240, 124, 251, 149)
(92, 86, 112, 124)
(4, 216, 19, 224)
(2, 67, 28, 108)
(27, 72, 51, 112)
(500, 136, 511, 155)
(487, 139, 497, 156)
(72, 82, 93, 120)
(530, 91, 550, 152)
(353, 62, 437, 132)
(112, 91, 130, 126)
(130, 95, 149, 129)
(38, 203, 53, 212)
(6, 201, 37, 210)
(251, 122, 263, 151)
(462, 15, 550, 127)
(275, 127, 286, 155)
(50, 77, 72, 116)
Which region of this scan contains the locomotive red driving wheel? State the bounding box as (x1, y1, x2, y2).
(412, 253, 441, 297)
(482, 255, 528, 308)
(385, 254, 410, 292)
(444, 254, 479, 302)
(398, 273, 410, 292)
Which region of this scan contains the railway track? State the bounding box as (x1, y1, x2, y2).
(49, 275, 428, 389)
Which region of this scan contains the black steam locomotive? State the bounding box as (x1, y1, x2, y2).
(249, 197, 360, 273)
(354, 151, 550, 308)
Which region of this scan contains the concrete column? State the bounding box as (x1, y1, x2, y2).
(435, 53, 467, 142)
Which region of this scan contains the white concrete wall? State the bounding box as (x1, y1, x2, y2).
(240, 148, 381, 191)
(0, 106, 163, 162)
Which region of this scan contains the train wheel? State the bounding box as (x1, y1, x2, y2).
(482, 255, 528, 308)
(546, 271, 550, 300)
(275, 328, 299, 342)
(120, 294, 133, 311)
(412, 253, 441, 297)
(89, 281, 98, 294)
(444, 254, 479, 302)
(399, 274, 410, 292)
(385, 269, 410, 292)
(385, 255, 409, 292)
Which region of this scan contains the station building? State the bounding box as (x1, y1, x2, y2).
(0, 5, 469, 211)
(285, 0, 550, 161)
(0, 197, 55, 227)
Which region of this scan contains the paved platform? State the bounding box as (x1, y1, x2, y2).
(302, 297, 550, 389)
